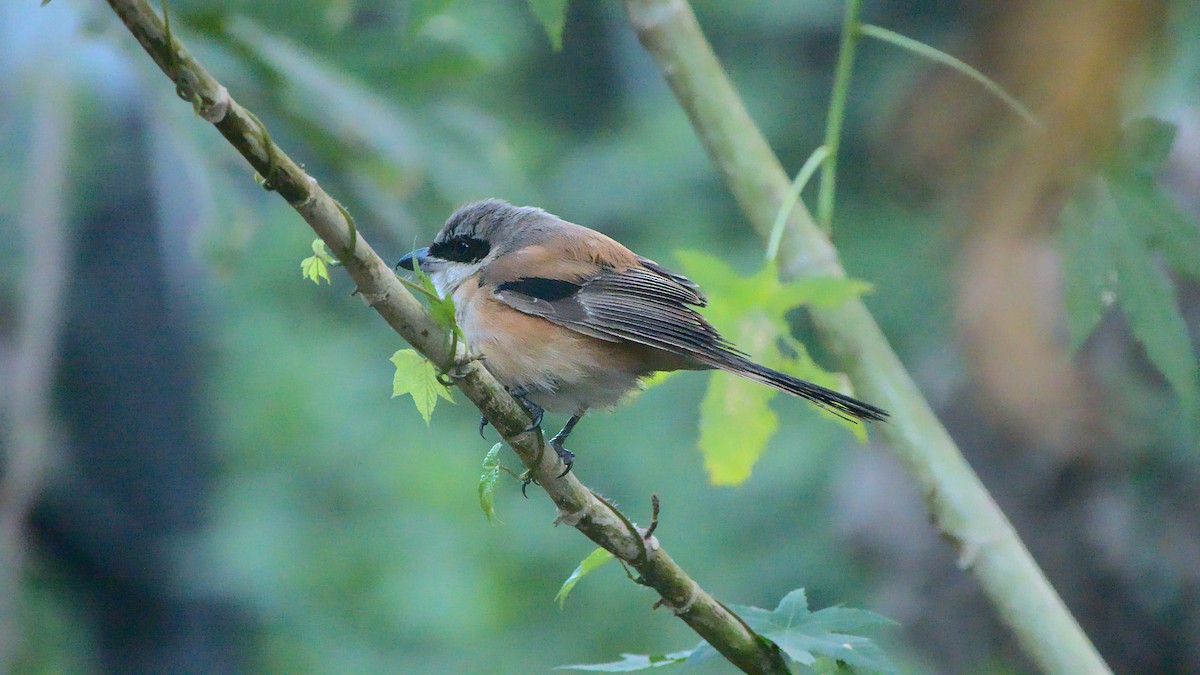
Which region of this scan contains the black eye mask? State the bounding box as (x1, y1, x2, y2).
(430, 235, 491, 263)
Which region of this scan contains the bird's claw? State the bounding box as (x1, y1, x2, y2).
(522, 408, 544, 434)
(519, 470, 538, 498)
(478, 415, 489, 439)
(517, 443, 572, 495)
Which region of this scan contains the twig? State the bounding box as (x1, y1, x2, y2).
(816, 0, 862, 232)
(99, 1, 789, 672)
(858, 24, 1043, 131)
(620, 0, 1110, 673)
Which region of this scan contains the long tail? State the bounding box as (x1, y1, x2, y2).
(720, 356, 889, 423)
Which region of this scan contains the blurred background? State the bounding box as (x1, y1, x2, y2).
(2, 0, 1198, 672)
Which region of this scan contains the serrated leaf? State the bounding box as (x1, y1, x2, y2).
(390, 349, 454, 424)
(300, 254, 330, 285)
(685, 589, 896, 672)
(1119, 117, 1176, 174)
(556, 651, 692, 672)
(1108, 173, 1200, 281)
(1060, 176, 1200, 417)
(301, 239, 338, 285)
(1059, 194, 1115, 351)
(1110, 212, 1200, 417)
(527, 0, 568, 50)
(479, 443, 503, 523)
(404, 250, 464, 339)
(555, 548, 615, 608)
(730, 589, 897, 674)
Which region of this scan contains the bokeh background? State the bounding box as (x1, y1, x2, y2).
(2, 0, 1199, 672)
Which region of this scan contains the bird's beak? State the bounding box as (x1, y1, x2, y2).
(395, 247, 430, 272)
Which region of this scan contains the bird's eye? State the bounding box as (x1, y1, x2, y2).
(430, 235, 491, 264)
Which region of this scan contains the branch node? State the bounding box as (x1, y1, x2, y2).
(954, 533, 996, 570)
(357, 289, 389, 308)
(663, 585, 700, 617)
(553, 504, 586, 528)
(198, 84, 230, 123)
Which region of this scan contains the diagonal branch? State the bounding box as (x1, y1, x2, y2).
(620, 0, 1110, 673)
(100, 0, 788, 672)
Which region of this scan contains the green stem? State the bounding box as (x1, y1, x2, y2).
(816, 0, 862, 232)
(766, 145, 828, 263)
(859, 23, 1043, 130)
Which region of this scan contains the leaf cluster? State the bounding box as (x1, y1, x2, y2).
(1059, 117, 1200, 419)
(560, 588, 896, 674)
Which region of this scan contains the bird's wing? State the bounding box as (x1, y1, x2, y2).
(485, 245, 887, 423)
(491, 260, 744, 362)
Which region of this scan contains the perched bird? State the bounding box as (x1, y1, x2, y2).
(396, 199, 887, 475)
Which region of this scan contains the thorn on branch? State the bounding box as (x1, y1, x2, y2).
(643, 494, 660, 540)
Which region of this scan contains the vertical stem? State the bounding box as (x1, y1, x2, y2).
(816, 0, 862, 231)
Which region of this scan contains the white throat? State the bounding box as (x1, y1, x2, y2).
(427, 263, 480, 298)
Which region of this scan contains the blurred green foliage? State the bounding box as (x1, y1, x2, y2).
(5, 0, 1200, 672)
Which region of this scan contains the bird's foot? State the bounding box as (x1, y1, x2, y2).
(478, 415, 489, 439)
(550, 436, 575, 478)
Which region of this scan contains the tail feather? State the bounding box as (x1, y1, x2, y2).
(721, 357, 889, 423)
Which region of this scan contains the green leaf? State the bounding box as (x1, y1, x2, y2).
(1059, 195, 1116, 351)
(402, 249, 464, 339)
(300, 255, 330, 285)
(698, 331, 779, 486)
(672, 251, 873, 483)
(527, 0, 568, 50)
(566, 590, 894, 673)
(1118, 117, 1176, 174)
(1109, 211, 1200, 418)
(555, 548, 615, 608)
(1108, 173, 1200, 282)
(692, 589, 897, 673)
(1059, 174, 1200, 418)
(390, 349, 454, 424)
(479, 443, 503, 523)
(556, 651, 692, 672)
(300, 238, 336, 285)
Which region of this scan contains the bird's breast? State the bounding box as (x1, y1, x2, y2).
(451, 278, 648, 413)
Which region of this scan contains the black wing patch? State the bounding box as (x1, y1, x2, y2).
(496, 277, 583, 301)
(492, 265, 746, 360)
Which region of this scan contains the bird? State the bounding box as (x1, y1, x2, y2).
(396, 199, 887, 477)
